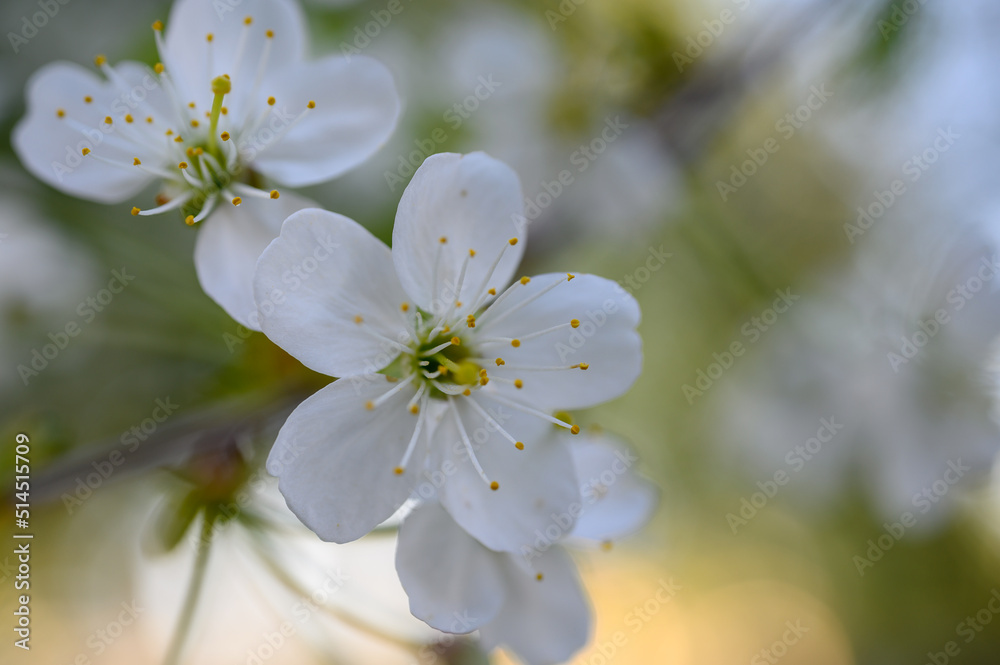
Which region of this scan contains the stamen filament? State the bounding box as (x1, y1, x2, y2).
(137, 191, 195, 216)
(448, 398, 492, 485)
(485, 392, 577, 432)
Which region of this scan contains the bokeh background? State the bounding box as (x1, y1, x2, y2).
(4, 0, 1000, 663)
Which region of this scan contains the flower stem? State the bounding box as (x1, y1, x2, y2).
(161, 508, 218, 665)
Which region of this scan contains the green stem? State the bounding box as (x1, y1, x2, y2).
(162, 508, 218, 665)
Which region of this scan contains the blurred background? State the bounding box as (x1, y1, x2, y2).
(4, 0, 1000, 663)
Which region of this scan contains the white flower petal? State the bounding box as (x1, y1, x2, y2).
(567, 431, 659, 543)
(395, 502, 505, 633)
(431, 392, 580, 553)
(479, 546, 591, 665)
(13, 62, 161, 202)
(392, 152, 525, 313)
(163, 0, 306, 122)
(252, 56, 401, 186)
(266, 377, 421, 543)
(478, 273, 642, 411)
(194, 190, 316, 329)
(254, 208, 413, 377)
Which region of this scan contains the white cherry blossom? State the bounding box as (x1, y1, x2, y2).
(12, 0, 400, 328)
(256, 152, 642, 552)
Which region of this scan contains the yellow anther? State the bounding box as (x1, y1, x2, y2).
(267, 96, 276, 106)
(401, 303, 410, 312)
(190, 119, 200, 127)
(488, 288, 496, 296)
(194, 147, 204, 156)
(56, 109, 65, 118)
(94, 54, 107, 67)
(578, 363, 589, 370)
(220, 131, 230, 141)
(146, 116, 153, 123)
(152, 20, 163, 31)
(81, 148, 90, 155)
(567, 273, 576, 281)
(509, 238, 518, 245)
(83, 95, 93, 103)
(536, 573, 544, 581)
(515, 441, 524, 450)
(514, 379, 523, 389)
(354, 315, 364, 324)
(178, 161, 188, 169)
(270, 190, 280, 199)
(185, 215, 195, 226)
(204, 111, 211, 118)
(221, 106, 228, 115)
(520, 276, 530, 285)
(571, 425, 581, 435)
(244, 16, 253, 25)
(479, 376, 489, 386)
(165, 129, 174, 136)
(463, 388, 471, 396)
(409, 404, 419, 415)
(154, 63, 164, 74)
(394, 466, 404, 475)
(455, 301, 462, 308)
(104, 116, 112, 124)
(441, 325, 451, 334)
(131, 207, 140, 216)
(133, 158, 141, 165)
(439, 236, 447, 244)
(125, 114, 133, 123)
(601, 541, 613, 552)
(206, 33, 214, 42)
(450, 336, 460, 346)
(439, 366, 449, 375)
(188, 101, 196, 108)
(466, 315, 476, 328)
(266, 29, 274, 38)
(495, 358, 505, 366)
(365, 400, 374, 411)
(570, 319, 580, 328)
(186, 147, 195, 157)
(307, 100, 316, 109)
(232, 197, 242, 206)
(211, 75, 231, 95)
(469, 249, 476, 257)
(174, 136, 184, 142)
(479, 369, 488, 377)
(490, 481, 499, 491)
(511, 339, 521, 347)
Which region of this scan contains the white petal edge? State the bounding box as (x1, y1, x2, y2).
(392, 152, 526, 314)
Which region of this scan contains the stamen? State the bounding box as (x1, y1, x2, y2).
(478, 322, 576, 345)
(136, 191, 195, 216)
(395, 393, 428, 474)
(466, 237, 518, 313)
(365, 373, 416, 410)
(479, 274, 572, 328)
(486, 392, 578, 433)
(448, 398, 492, 486)
(463, 396, 524, 450)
